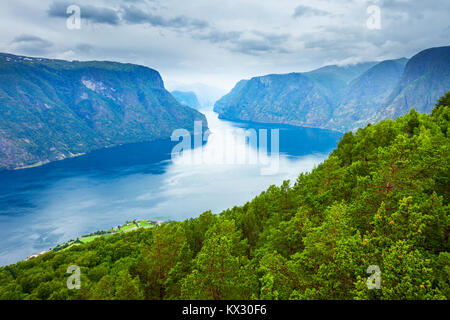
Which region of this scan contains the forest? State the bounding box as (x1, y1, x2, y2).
(0, 93, 448, 300)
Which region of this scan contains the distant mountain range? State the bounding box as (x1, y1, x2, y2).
(171, 90, 201, 109)
(167, 82, 226, 109)
(214, 46, 450, 132)
(0, 53, 206, 170)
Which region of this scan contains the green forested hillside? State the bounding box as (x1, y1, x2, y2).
(0, 53, 206, 170)
(0, 95, 449, 300)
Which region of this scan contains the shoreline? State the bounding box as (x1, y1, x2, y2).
(12, 152, 87, 171)
(5, 127, 207, 173)
(215, 113, 345, 134)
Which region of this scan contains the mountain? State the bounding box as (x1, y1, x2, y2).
(214, 62, 378, 129)
(214, 73, 335, 127)
(167, 82, 226, 108)
(379, 46, 450, 121)
(1, 96, 448, 300)
(171, 90, 201, 109)
(0, 53, 207, 170)
(327, 58, 408, 131)
(304, 61, 379, 102)
(214, 46, 450, 132)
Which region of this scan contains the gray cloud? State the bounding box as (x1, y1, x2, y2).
(194, 30, 242, 43)
(252, 31, 290, 44)
(293, 5, 330, 18)
(1, 0, 448, 90)
(194, 29, 290, 56)
(229, 31, 290, 55)
(48, 1, 121, 25)
(230, 39, 284, 55)
(75, 43, 94, 54)
(46, 2, 209, 31)
(380, 0, 450, 11)
(121, 5, 209, 29)
(11, 34, 54, 55)
(13, 34, 51, 44)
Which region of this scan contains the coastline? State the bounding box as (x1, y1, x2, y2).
(12, 153, 87, 171)
(215, 113, 345, 134)
(6, 124, 208, 172)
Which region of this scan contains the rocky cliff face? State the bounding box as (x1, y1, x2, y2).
(0, 53, 207, 170)
(214, 62, 379, 130)
(379, 46, 450, 121)
(327, 58, 408, 131)
(214, 73, 335, 127)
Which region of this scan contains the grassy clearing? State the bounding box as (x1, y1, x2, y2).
(52, 219, 160, 252)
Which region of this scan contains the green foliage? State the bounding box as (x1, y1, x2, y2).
(435, 91, 450, 110)
(1, 98, 449, 300)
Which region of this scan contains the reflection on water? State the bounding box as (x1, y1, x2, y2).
(0, 110, 342, 266)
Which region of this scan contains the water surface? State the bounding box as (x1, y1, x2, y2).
(0, 110, 342, 265)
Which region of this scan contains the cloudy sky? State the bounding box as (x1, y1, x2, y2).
(0, 0, 449, 91)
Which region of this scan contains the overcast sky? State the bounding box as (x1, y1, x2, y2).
(0, 0, 449, 91)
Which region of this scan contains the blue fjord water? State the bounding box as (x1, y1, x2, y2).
(0, 110, 342, 265)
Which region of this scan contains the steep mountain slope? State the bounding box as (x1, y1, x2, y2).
(212, 79, 249, 114)
(214, 73, 335, 127)
(327, 58, 408, 131)
(214, 62, 379, 129)
(0, 53, 207, 170)
(171, 90, 201, 109)
(214, 63, 377, 128)
(304, 61, 378, 102)
(380, 46, 450, 121)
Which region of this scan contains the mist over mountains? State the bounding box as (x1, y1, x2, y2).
(167, 82, 226, 109)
